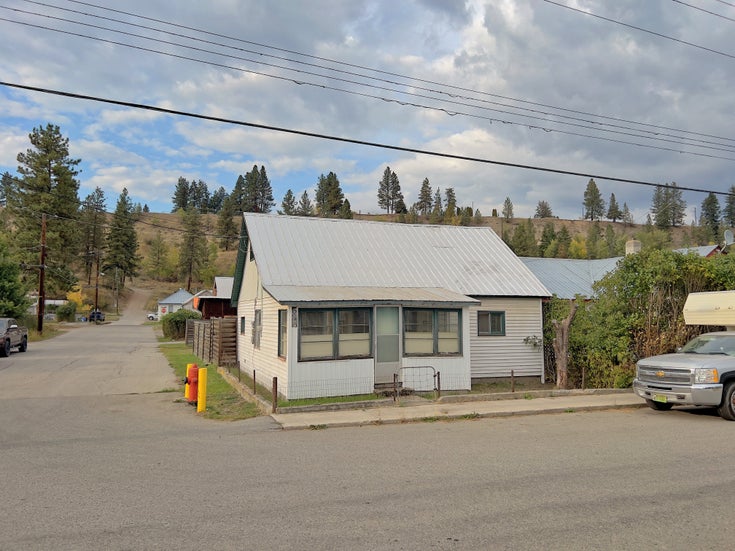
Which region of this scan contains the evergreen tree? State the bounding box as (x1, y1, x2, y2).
(539, 222, 556, 255)
(315, 172, 344, 217)
(105, 188, 141, 286)
(604, 224, 617, 257)
(473, 209, 483, 225)
(700, 192, 722, 243)
(216, 195, 239, 251)
(281, 189, 297, 215)
(0, 238, 30, 317)
(651, 185, 670, 229)
(190, 179, 210, 213)
(172, 177, 191, 212)
(377, 167, 392, 213)
(390, 171, 403, 214)
(208, 186, 227, 214)
(144, 230, 172, 281)
(510, 219, 538, 257)
(669, 182, 686, 227)
(586, 221, 601, 259)
(79, 187, 107, 285)
(443, 188, 457, 224)
(555, 226, 572, 258)
(583, 179, 605, 221)
(502, 196, 514, 222)
(339, 198, 353, 219)
(11, 123, 81, 296)
(534, 200, 553, 218)
(1, 171, 15, 206)
(296, 190, 314, 216)
(231, 174, 246, 212)
(724, 185, 735, 228)
(417, 178, 433, 216)
(429, 187, 443, 223)
(177, 207, 208, 292)
(256, 165, 275, 213)
(241, 165, 260, 213)
(394, 196, 407, 215)
(622, 202, 634, 225)
(606, 193, 622, 222)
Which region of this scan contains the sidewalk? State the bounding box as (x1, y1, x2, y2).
(270, 391, 645, 430)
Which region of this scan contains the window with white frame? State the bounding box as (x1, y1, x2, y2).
(477, 311, 505, 336)
(404, 308, 461, 356)
(278, 309, 288, 358)
(299, 308, 371, 361)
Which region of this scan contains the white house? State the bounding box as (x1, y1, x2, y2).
(232, 214, 550, 400)
(157, 288, 194, 318)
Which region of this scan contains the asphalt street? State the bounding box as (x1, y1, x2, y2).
(2, 290, 735, 550)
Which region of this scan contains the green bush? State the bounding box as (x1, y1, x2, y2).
(161, 309, 201, 339)
(55, 301, 77, 322)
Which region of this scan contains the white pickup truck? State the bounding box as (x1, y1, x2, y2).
(633, 291, 735, 421)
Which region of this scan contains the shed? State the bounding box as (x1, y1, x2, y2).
(158, 288, 194, 318)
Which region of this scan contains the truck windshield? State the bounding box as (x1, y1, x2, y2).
(681, 335, 735, 356)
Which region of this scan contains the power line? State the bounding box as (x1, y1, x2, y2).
(5, 1, 735, 154)
(2, 11, 735, 160)
(672, 0, 735, 23)
(2, 80, 732, 199)
(542, 0, 735, 60)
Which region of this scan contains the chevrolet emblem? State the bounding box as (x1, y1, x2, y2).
(656, 371, 665, 378)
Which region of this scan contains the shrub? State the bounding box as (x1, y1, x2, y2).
(55, 301, 77, 322)
(161, 309, 201, 339)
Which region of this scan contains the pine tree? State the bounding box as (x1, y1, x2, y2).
(339, 198, 353, 219)
(724, 185, 735, 228)
(1, 171, 15, 206)
(556, 226, 572, 258)
(296, 190, 314, 216)
(502, 197, 514, 222)
(11, 123, 81, 295)
(177, 207, 208, 292)
(700, 192, 722, 243)
(315, 172, 344, 217)
(377, 167, 392, 213)
(669, 182, 686, 227)
(144, 230, 172, 281)
(216, 195, 239, 251)
(429, 188, 443, 223)
(172, 177, 191, 212)
(0, 239, 30, 317)
(208, 186, 227, 214)
(583, 179, 605, 221)
(510, 219, 538, 257)
(79, 187, 107, 284)
(534, 200, 553, 218)
(231, 174, 246, 212)
(241, 165, 260, 213)
(606, 193, 622, 222)
(539, 222, 556, 254)
(256, 165, 275, 213)
(105, 188, 141, 286)
(281, 189, 297, 215)
(651, 185, 670, 228)
(622, 203, 634, 225)
(189, 179, 210, 213)
(417, 178, 433, 216)
(444, 188, 457, 224)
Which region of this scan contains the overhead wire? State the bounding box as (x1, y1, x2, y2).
(2, 80, 734, 199)
(1, 1, 734, 158)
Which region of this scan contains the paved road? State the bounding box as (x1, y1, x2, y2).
(2, 292, 735, 549)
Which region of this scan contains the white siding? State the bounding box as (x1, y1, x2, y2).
(469, 298, 544, 379)
(288, 357, 374, 400)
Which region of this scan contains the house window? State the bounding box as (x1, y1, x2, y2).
(478, 311, 505, 336)
(252, 309, 262, 348)
(240, 316, 246, 335)
(299, 308, 371, 361)
(404, 308, 461, 356)
(278, 310, 288, 358)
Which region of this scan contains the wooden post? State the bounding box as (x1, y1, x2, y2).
(253, 369, 256, 395)
(511, 369, 515, 393)
(436, 371, 441, 399)
(272, 376, 278, 413)
(393, 373, 398, 402)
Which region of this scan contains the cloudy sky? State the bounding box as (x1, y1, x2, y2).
(1, 0, 734, 222)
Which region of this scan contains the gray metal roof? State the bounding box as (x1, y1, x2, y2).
(213, 276, 234, 299)
(267, 285, 480, 305)
(520, 257, 621, 299)
(244, 214, 550, 299)
(159, 288, 194, 305)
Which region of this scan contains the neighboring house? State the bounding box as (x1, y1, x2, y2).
(195, 277, 237, 319)
(158, 288, 194, 318)
(232, 214, 550, 400)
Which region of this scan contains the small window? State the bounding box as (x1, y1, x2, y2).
(239, 316, 246, 335)
(299, 308, 372, 361)
(278, 310, 288, 358)
(404, 308, 461, 356)
(478, 311, 505, 336)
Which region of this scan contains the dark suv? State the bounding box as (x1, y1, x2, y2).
(88, 310, 105, 322)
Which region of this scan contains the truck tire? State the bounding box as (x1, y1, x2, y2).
(645, 399, 673, 411)
(717, 382, 735, 421)
(18, 336, 27, 353)
(0, 339, 10, 357)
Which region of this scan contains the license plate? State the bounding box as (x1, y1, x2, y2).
(652, 394, 668, 403)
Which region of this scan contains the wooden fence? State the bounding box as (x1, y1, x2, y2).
(186, 317, 237, 366)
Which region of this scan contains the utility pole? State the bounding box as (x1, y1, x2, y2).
(37, 213, 47, 334)
(94, 252, 100, 314)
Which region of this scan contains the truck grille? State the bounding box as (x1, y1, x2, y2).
(637, 365, 692, 385)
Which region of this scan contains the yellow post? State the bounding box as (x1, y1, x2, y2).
(185, 363, 193, 397)
(197, 367, 208, 413)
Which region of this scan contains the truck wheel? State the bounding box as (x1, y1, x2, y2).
(18, 336, 27, 353)
(0, 339, 10, 357)
(645, 399, 673, 411)
(717, 383, 735, 421)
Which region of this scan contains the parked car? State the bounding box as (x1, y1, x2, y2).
(0, 317, 28, 357)
(634, 331, 735, 420)
(88, 310, 106, 322)
(147, 312, 158, 321)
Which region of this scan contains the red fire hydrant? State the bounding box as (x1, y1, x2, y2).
(184, 363, 199, 404)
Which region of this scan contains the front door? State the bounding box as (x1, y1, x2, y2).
(375, 306, 400, 384)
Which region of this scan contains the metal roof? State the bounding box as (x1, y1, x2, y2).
(520, 257, 621, 299)
(267, 285, 480, 305)
(159, 288, 194, 305)
(243, 214, 550, 298)
(213, 276, 234, 299)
